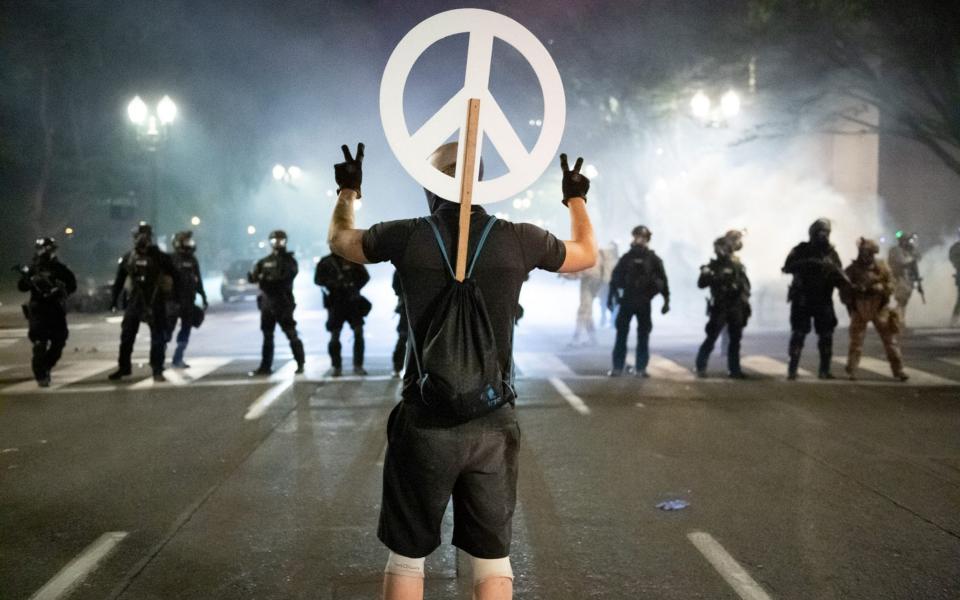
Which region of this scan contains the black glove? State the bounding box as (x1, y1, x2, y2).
(560, 153, 590, 206)
(661, 300, 670, 315)
(335, 143, 364, 199)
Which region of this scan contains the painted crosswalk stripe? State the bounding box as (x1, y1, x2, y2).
(0, 360, 114, 394)
(28, 531, 127, 600)
(549, 377, 590, 415)
(0, 339, 18, 348)
(104, 316, 123, 324)
(939, 356, 960, 368)
(515, 352, 575, 377)
(688, 531, 772, 600)
(245, 381, 293, 420)
(0, 327, 28, 338)
(130, 357, 234, 389)
(842, 356, 955, 385)
(647, 354, 696, 381)
(741, 355, 812, 379)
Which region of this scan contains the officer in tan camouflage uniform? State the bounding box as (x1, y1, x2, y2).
(842, 237, 908, 382)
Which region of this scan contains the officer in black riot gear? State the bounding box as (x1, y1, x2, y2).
(109, 222, 179, 382)
(782, 218, 848, 380)
(314, 252, 371, 376)
(607, 225, 670, 377)
(695, 231, 751, 378)
(249, 230, 305, 375)
(167, 231, 208, 368)
(16, 237, 77, 387)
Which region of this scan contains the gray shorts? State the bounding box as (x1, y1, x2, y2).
(377, 401, 520, 559)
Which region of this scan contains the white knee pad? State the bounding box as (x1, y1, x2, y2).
(384, 552, 425, 579)
(469, 554, 513, 586)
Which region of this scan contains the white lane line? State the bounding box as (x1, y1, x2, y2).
(647, 354, 696, 381)
(548, 377, 590, 415)
(28, 531, 128, 600)
(269, 359, 298, 382)
(0, 328, 28, 338)
(245, 379, 294, 420)
(688, 531, 772, 600)
(514, 352, 575, 377)
(741, 355, 812, 379)
(840, 356, 955, 386)
(939, 356, 960, 368)
(0, 361, 114, 394)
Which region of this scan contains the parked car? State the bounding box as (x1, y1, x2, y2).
(67, 275, 115, 313)
(220, 259, 258, 303)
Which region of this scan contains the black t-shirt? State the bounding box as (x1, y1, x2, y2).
(362, 204, 566, 402)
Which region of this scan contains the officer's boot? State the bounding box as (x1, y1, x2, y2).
(727, 334, 745, 379)
(172, 342, 189, 369)
(32, 340, 50, 387)
(353, 326, 367, 376)
(329, 338, 343, 377)
(291, 336, 305, 374)
(694, 343, 711, 378)
(817, 334, 834, 379)
(787, 332, 804, 380)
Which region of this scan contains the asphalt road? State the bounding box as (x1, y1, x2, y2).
(1, 292, 959, 600)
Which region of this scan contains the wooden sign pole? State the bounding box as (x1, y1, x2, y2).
(455, 98, 481, 282)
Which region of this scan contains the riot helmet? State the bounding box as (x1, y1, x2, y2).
(713, 236, 731, 258)
(34, 237, 58, 261)
(631, 225, 652, 246)
(132, 221, 153, 250)
(896, 230, 918, 250)
(808, 218, 831, 245)
(723, 229, 744, 252)
(269, 230, 288, 251)
(172, 230, 196, 253)
(856, 237, 879, 262)
(424, 142, 485, 214)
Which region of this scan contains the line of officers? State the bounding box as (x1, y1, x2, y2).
(15, 219, 960, 387)
(602, 219, 954, 382)
(14, 222, 382, 387)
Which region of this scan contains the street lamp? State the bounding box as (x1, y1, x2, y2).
(190, 216, 201, 226)
(127, 94, 177, 230)
(690, 89, 741, 126)
(272, 163, 303, 185)
(247, 225, 257, 235)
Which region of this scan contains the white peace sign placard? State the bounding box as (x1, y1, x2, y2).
(380, 8, 566, 205)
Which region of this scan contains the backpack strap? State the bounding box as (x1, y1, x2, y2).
(425, 217, 456, 279)
(467, 216, 498, 279)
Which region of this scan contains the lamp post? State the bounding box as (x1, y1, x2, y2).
(690, 89, 741, 127)
(127, 94, 177, 229)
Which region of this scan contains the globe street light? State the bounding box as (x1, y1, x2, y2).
(127, 94, 177, 230)
(272, 163, 303, 185)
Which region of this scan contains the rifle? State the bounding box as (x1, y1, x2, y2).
(916, 278, 926, 304)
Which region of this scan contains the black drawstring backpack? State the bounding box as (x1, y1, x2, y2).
(404, 215, 508, 423)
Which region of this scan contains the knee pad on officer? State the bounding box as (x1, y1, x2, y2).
(468, 553, 513, 586)
(384, 552, 425, 579)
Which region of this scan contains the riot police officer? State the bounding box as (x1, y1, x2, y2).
(16, 237, 77, 387)
(888, 231, 923, 326)
(695, 231, 751, 378)
(314, 252, 370, 376)
(391, 270, 407, 378)
(950, 228, 960, 327)
(167, 231, 208, 368)
(249, 230, 305, 375)
(109, 222, 179, 382)
(782, 218, 847, 380)
(607, 225, 670, 377)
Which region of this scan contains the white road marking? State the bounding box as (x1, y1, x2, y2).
(164, 357, 232, 385)
(635, 402, 645, 408)
(104, 316, 123, 324)
(0, 361, 114, 394)
(939, 356, 960, 368)
(514, 352, 575, 377)
(841, 356, 955, 386)
(269, 359, 298, 382)
(245, 379, 294, 420)
(28, 531, 127, 600)
(647, 354, 696, 381)
(688, 531, 772, 600)
(0, 339, 18, 348)
(0, 328, 28, 338)
(741, 355, 812, 379)
(231, 314, 258, 322)
(548, 377, 590, 415)
(70, 323, 94, 331)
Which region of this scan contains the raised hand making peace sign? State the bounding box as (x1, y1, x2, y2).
(334, 143, 365, 198)
(560, 153, 590, 206)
